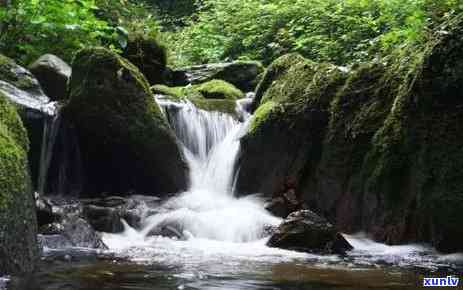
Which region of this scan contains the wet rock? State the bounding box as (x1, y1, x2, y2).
(28, 54, 71, 101)
(35, 192, 55, 227)
(65, 47, 188, 196)
(81, 195, 160, 233)
(171, 61, 264, 92)
(147, 221, 186, 240)
(267, 210, 353, 254)
(38, 215, 107, 250)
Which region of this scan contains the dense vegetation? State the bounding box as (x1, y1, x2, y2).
(1, 0, 462, 67)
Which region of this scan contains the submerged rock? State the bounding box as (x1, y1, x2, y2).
(0, 92, 39, 275)
(65, 47, 188, 196)
(267, 210, 353, 254)
(171, 61, 264, 92)
(28, 54, 71, 101)
(237, 14, 463, 253)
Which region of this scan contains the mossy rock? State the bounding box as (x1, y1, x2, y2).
(0, 92, 39, 275)
(236, 53, 349, 197)
(0, 54, 47, 101)
(65, 47, 188, 196)
(237, 14, 463, 253)
(123, 35, 168, 85)
(152, 80, 242, 116)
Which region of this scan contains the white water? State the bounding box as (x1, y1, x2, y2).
(105, 97, 280, 246)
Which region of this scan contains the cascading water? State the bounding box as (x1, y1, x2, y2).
(106, 97, 280, 244)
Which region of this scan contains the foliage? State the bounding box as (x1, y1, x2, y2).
(0, 0, 161, 65)
(167, 0, 463, 66)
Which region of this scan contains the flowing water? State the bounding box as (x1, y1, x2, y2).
(5, 97, 462, 290)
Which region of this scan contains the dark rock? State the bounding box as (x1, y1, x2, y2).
(65, 47, 188, 196)
(123, 36, 167, 85)
(267, 210, 353, 254)
(35, 192, 55, 227)
(28, 54, 71, 101)
(171, 61, 264, 92)
(82, 205, 124, 233)
(0, 90, 39, 275)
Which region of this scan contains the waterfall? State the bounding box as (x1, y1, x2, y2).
(37, 110, 84, 196)
(108, 96, 280, 243)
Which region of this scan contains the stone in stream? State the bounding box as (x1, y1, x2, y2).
(170, 61, 264, 92)
(267, 210, 353, 255)
(64, 47, 188, 196)
(28, 54, 71, 101)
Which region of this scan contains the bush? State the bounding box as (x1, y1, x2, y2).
(167, 0, 463, 66)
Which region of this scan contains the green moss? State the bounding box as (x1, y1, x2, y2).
(151, 84, 185, 99)
(152, 80, 242, 116)
(0, 92, 30, 208)
(248, 101, 278, 135)
(194, 79, 244, 100)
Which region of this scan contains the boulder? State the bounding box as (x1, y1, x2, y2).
(236, 14, 463, 253)
(28, 54, 71, 101)
(123, 35, 167, 85)
(0, 92, 39, 275)
(171, 61, 264, 92)
(267, 210, 353, 254)
(65, 47, 188, 196)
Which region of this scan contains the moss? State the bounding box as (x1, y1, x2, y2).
(248, 101, 279, 135)
(151, 84, 185, 99)
(194, 79, 244, 100)
(0, 91, 38, 274)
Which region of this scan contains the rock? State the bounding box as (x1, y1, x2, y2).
(35, 192, 55, 227)
(37, 216, 107, 250)
(0, 54, 56, 190)
(82, 205, 124, 233)
(237, 14, 463, 253)
(0, 92, 39, 275)
(81, 196, 156, 233)
(65, 47, 188, 196)
(152, 81, 241, 117)
(123, 35, 167, 85)
(171, 61, 264, 92)
(28, 54, 71, 101)
(267, 210, 353, 254)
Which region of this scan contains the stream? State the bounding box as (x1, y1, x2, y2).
(3, 96, 462, 290)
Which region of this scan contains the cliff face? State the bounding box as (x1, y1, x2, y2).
(236, 14, 463, 253)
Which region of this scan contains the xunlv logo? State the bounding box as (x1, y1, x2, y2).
(423, 276, 459, 287)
